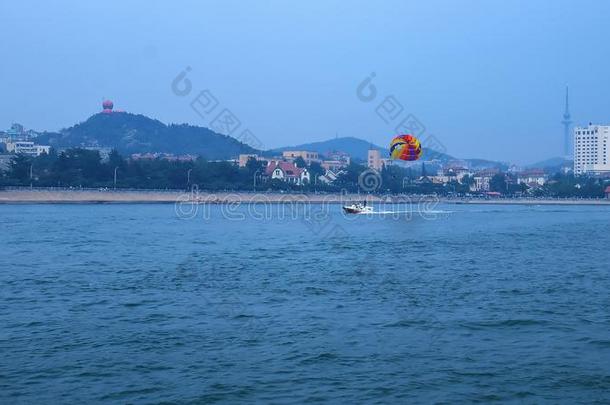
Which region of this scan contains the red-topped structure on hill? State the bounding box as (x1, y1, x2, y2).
(101, 100, 125, 114)
(102, 100, 114, 114)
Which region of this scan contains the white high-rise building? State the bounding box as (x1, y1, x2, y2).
(367, 148, 391, 171)
(573, 124, 610, 174)
(368, 149, 382, 170)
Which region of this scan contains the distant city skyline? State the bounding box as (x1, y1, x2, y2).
(1, 0, 610, 164)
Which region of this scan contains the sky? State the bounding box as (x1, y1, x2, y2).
(1, 0, 609, 164)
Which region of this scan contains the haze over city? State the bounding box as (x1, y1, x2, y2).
(2, 0, 610, 164)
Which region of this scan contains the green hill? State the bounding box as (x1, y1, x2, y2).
(525, 157, 573, 170)
(268, 136, 454, 162)
(37, 112, 257, 159)
(34, 113, 508, 168)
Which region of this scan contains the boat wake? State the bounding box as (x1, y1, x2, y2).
(351, 209, 454, 215)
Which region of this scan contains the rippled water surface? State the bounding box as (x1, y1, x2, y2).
(1, 203, 610, 403)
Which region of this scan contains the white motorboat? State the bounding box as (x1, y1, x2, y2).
(342, 202, 373, 214)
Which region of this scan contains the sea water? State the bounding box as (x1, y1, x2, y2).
(1, 203, 609, 403)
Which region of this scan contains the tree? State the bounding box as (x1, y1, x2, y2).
(519, 182, 529, 194)
(245, 157, 265, 175)
(307, 161, 325, 180)
(108, 149, 125, 169)
(47, 148, 104, 186)
(336, 162, 367, 191)
(8, 154, 32, 184)
(381, 165, 409, 193)
(460, 174, 475, 188)
(490, 173, 508, 194)
(293, 156, 306, 168)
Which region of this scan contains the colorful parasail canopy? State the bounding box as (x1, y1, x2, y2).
(389, 134, 422, 161)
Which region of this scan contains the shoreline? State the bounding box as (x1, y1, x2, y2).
(1, 189, 610, 205)
(0, 190, 382, 204)
(449, 199, 610, 206)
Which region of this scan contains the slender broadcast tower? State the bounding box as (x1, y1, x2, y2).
(562, 86, 572, 157)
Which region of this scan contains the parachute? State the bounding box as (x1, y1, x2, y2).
(389, 134, 422, 161)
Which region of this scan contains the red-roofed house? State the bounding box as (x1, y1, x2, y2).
(265, 161, 310, 185)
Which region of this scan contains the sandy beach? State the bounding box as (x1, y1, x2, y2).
(1, 189, 609, 205)
(0, 189, 383, 204)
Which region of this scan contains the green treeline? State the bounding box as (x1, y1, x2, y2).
(0, 148, 607, 197)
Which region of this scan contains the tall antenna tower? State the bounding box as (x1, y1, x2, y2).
(561, 86, 572, 157)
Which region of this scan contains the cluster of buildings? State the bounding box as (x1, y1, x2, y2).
(0, 123, 52, 171)
(238, 147, 553, 193)
(431, 166, 549, 192)
(238, 150, 351, 186)
(368, 148, 550, 193)
(0, 123, 50, 157)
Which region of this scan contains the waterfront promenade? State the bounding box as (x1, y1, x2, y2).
(1, 189, 609, 205)
(0, 189, 378, 204)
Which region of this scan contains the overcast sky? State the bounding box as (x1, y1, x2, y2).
(1, 0, 609, 164)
